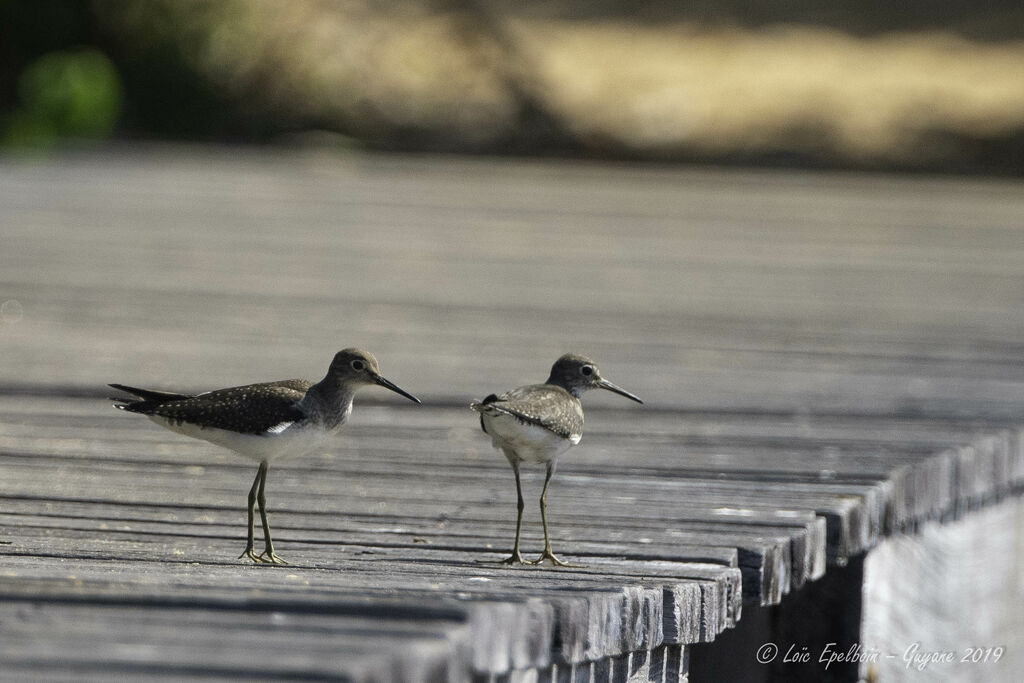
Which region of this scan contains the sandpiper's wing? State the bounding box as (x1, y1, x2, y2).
(471, 384, 583, 441)
(111, 380, 313, 435)
(109, 383, 193, 403)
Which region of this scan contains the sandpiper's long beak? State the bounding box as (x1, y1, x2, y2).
(374, 374, 421, 404)
(597, 378, 643, 404)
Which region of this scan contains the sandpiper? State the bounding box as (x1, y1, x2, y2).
(110, 348, 420, 564)
(471, 353, 642, 567)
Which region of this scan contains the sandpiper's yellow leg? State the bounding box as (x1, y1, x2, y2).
(255, 461, 287, 565)
(239, 463, 266, 563)
(501, 463, 528, 565)
(532, 462, 584, 568)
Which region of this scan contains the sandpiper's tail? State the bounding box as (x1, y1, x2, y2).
(469, 393, 501, 412)
(470, 394, 503, 433)
(109, 383, 192, 411)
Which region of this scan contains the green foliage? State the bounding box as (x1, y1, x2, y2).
(4, 49, 123, 150)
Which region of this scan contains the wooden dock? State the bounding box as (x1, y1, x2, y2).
(1, 149, 1023, 681)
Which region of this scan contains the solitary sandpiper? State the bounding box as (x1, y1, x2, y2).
(110, 348, 420, 564)
(471, 353, 642, 567)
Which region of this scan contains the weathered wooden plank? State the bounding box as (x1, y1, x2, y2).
(0, 544, 740, 675)
(9, 401, 999, 565)
(0, 600, 470, 683)
(5, 394, 1016, 600)
(3, 152, 1024, 418)
(2, 151, 1024, 680)
(0, 477, 794, 604)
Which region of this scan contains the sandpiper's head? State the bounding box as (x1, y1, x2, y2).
(545, 353, 643, 403)
(329, 348, 420, 403)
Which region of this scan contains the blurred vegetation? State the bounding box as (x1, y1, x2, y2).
(1, 3, 119, 151)
(4, 49, 122, 150)
(1, 0, 1022, 172)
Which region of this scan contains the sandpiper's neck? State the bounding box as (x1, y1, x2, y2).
(545, 375, 585, 399)
(304, 376, 356, 430)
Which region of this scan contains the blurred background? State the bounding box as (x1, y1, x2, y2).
(2, 0, 1023, 173)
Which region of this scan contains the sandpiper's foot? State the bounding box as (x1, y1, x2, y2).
(258, 549, 288, 565)
(239, 547, 265, 564)
(531, 551, 584, 568)
(499, 551, 530, 565)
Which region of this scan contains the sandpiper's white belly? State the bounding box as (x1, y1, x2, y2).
(149, 416, 334, 463)
(482, 412, 579, 464)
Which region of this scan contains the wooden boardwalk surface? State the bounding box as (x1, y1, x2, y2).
(1, 148, 1023, 681)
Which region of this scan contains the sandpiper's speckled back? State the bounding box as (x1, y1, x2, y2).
(476, 384, 584, 442)
(111, 379, 312, 435)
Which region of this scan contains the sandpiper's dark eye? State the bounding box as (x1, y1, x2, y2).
(580, 365, 594, 377)
(351, 359, 366, 372)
